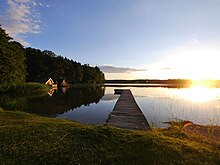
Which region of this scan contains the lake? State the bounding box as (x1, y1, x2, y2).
(1, 85, 220, 127)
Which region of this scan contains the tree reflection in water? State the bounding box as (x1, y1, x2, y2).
(0, 87, 105, 117)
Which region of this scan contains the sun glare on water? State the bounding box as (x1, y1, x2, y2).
(170, 80, 219, 103)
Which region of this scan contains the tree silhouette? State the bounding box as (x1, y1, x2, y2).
(0, 26, 26, 86)
(25, 48, 104, 84)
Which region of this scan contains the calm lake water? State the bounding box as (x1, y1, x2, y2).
(1, 85, 220, 127)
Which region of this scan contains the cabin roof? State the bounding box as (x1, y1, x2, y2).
(45, 78, 54, 85)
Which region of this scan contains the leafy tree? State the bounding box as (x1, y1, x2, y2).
(0, 26, 104, 86)
(25, 48, 104, 84)
(0, 26, 26, 86)
(25, 48, 48, 82)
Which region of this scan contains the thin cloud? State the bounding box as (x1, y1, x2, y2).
(160, 67, 173, 70)
(0, 0, 41, 46)
(99, 65, 147, 73)
(192, 38, 199, 44)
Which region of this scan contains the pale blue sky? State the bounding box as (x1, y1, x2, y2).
(1, 0, 220, 79)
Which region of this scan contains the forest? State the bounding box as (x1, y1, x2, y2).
(25, 48, 105, 84)
(0, 26, 105, 87)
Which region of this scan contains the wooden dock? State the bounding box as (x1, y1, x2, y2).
(107, 89, 151, 131)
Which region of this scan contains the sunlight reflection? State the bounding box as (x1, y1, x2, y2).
(170, 81, 219, 103)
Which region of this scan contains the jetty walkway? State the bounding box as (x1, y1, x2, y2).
(107, 89, 151, 131)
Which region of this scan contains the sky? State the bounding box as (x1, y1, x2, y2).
(1, 0, 220, 80)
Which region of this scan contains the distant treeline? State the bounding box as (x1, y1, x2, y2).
(0, 26, 104, 87)
(105, 79, 220, 87)
(105, 79, 191, 84)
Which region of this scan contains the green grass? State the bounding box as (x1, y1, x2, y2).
(0, 82, 50, 94)
(0, 110, 219, 165)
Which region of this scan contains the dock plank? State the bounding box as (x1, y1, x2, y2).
(107, 90, 151, 131)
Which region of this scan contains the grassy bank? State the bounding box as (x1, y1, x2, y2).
(0, 83, 50, 94)
(0, 110, 219, 165)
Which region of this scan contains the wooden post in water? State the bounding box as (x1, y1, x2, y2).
(107, 89, 151, 131)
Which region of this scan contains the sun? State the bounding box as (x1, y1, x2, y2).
(190, 79, 215, 88)
(154, 46, 220, 80)
(175, 49, 220, 79)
